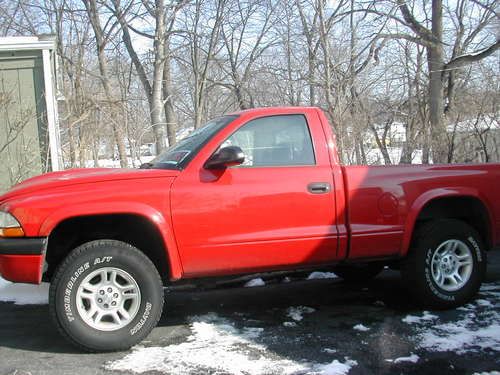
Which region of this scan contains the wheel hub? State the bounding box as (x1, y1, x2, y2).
(430, 239, 473, 292)
(95, 285, 121, 309)
(76, 267, 141, 331)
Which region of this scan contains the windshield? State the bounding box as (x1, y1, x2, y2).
(147, 115, 237, 170)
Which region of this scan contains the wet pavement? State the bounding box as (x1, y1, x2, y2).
(0, 251, 499, 375)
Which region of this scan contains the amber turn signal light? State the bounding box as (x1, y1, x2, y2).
(0, 227, 25, 237)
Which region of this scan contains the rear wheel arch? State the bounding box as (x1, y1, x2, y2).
(402, 192, 493, 256)
(44, 213, 179, 284)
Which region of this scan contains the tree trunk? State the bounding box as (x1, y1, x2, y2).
(427, 0, 446, 163)
(85, 0, 128, 168)
(150, 0, 166, 154)
(163, 41, 177, 147)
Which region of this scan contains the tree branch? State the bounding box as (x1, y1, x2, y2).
(445, 39, 500, 71)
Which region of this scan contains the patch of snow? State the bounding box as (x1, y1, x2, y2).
(283, 321, 297, 327)
(419, 321, 500, 353)
(307, 272, 338, 280)
(244, 278, 265, 287)
(107, 313, 357, 375)
(402, 311, 438, 324)
(373, 300, 385, 307)
(473, 371, 500, 375)
(391, 354, 420, 363)
(480, 284, 500, 292)
(353, 324, 370, 332)
(0, 276, 49, 305)
(287, 306, 315, 321)
(322, 348, 337, 354)
(312, 359, 357, 375)
(409, 288, 500, 354)
(282, 277, 291, 283)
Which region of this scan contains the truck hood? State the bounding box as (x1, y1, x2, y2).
(0, 168, 180, 201)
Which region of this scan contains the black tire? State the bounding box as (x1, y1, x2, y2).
(49, 240, 164, 352)
(401, 219, 487, 309)
(332, 263, 384, 282)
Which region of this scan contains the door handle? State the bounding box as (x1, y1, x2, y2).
(307, 182, 331, 194)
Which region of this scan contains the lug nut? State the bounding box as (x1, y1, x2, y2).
(113, 293, 118, 298)
(107, 288, 112, 293)
(99, 290, 104, 295)
(111, 301, 117, 306)
(98, 298, 102, 303)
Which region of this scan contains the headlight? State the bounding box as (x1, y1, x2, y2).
(0, 212, 25, 237)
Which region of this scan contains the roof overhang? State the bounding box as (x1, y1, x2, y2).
(0, 36, 55, 52)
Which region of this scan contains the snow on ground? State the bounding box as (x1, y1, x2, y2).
(323, 348, 337, 354)
(287, 306, 315, 322)
(353, 324, 370, 332)
(385, 354, 420, 363)
(406, 283, 500, 354)
(401, 311, 438, 324)
(244, 278, 266, 287)
(107, 312, 357, 375)
(307, 272, 338, 280)
(0, 276, 49, 305)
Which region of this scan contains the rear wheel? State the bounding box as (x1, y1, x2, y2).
(49, 240, 164, 352)
(332, 263, 384, 282)
(401, 219, 486, 309)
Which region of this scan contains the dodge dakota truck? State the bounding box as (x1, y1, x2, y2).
(0, 107, 498, 351)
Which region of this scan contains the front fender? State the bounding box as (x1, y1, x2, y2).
(39, 202, 184, 280)
(400, 187, 495, 256)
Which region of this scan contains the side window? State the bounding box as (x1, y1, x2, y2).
(222, 115, 315, 167)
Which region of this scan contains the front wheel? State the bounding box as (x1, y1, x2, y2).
(49, 240, 164, 352)
(401, 219, 487, 309)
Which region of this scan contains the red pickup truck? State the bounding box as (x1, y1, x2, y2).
(0, 107, 498, 351)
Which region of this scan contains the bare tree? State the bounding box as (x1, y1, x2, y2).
(84, 0, 128, 167)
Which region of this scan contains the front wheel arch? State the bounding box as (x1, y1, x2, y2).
(44, 214, 175, 284)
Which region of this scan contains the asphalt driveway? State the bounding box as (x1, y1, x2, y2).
(1, 252, 499, 375)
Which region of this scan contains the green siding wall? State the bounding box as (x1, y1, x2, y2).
(0, 50, 47, 192)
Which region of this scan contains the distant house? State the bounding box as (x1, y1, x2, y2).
(0, 35, 62, 192)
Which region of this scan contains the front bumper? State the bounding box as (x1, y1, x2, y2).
(0, 237, 47, 284)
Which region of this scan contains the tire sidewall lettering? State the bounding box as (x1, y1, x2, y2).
(425, 247, 455, 301)
(130, 302, 152, 336)
(63, 257, 113, 323)
(467, 236, 483, 262)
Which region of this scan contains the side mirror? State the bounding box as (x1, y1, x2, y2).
(204, 146, 245, 170)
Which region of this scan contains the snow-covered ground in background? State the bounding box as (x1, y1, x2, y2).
(0, 276, 49, 305)
(107, 313, 357, 375)
(84, 155, 155, 169)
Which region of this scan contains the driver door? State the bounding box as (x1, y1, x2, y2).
(170, 110, 339, 277)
